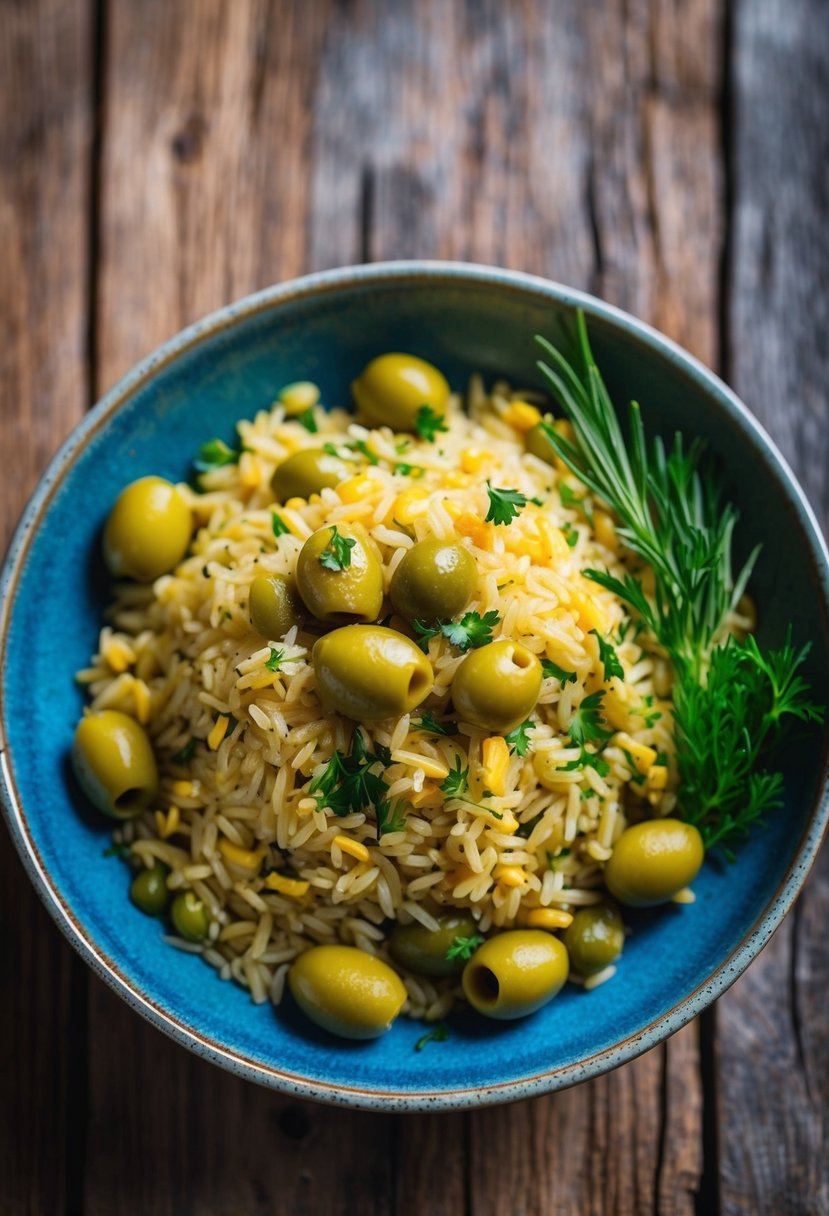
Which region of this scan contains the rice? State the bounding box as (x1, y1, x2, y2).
(79, 378, 677, 1016)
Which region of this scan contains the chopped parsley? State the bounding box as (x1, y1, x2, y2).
(319, 526, 356, 571)
(414, 405, 448, 442)
(412, 712, 459, 737)
(194, 437, 239, 473)
(558, 482, 584, 510)
(548, 848, 571, 870)
(349, 438, 380, 465)
(297, 407, 318, 433)
(265, 647, 284, 672)
(440, 757, 469, 799)
(560, 690, 613, 776)
(504, 719, 534, 756)
(376, 798, 407, 836)
(394, 463, 425, 478)
(173, 738, 196, 765)
(561, 522, 579, 548)
(485, 482, 529, 526)
(413, 611, 500, 654)
(414, 1023, 450, 1052)
(307, 729, 390, 825)
(102, 841, 131, 860)
(271, 512, 290, 538)
(541, 658, 578, 685)
(591, 630, 624, 682)
(445, 933, 485, 962)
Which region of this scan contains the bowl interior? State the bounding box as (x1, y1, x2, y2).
(3, 266, 828, 1106)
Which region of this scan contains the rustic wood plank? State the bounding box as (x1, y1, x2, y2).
(719, 2, 829, 1212)
(0, 2, 93, 1213)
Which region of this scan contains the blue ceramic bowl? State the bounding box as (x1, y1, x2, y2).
(2, 262, 828, 1110)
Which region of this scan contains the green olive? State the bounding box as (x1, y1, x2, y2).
(130, 862, 170, 917)
(352, 353, 450, 432)
(524, 417, 557, 464)
(451, 640, 542, 732)
(72, 710, 159, 819)
(249, 573, 301, 640)
(170, 891, 210, 942)
(388, 913, 479, 979)
(562, 903, 625, 975)
(389, 538, 477, 623)
(313, 625, 433, 721)
(271, 449, 353, 503)
(288, 944, 407, 1040)
(296, 524, 383, 623)
(604, 818, 705, 907)
(462, 930, 569, 1020)
(103, 476, 192, 582)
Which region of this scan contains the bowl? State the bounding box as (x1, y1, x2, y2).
(2, 261, 828, 1110)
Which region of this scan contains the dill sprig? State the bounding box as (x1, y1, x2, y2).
(535, 312, 823, 856)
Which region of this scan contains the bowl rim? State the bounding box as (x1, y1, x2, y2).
(2, 258, 828, 1110)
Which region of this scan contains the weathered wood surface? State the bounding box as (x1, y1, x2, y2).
(1, 0, 826, 1212)
(0, 3, 93, 1214)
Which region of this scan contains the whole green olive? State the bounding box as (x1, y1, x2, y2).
(103, 476, 192, 582)
(604, 818, 705, 907)
(462, 930, 569, 1020)
(271, 449, 353, 503)
(388, 912, 479, 979)
(313, 625, 433, 721)
(296, 524, 383, 623)
(249, 573, 302, 639)
(451, 640, 542, 732)
(351, 353, 450, 432)
(389, 538, 477, 623)
(170, 891, 210, 942)
(524, 417, 557, 464)
(72, 710, 159, 819)
(562, 903, 625, 975)
(130, 861, 170, 917)
(288, 944, 407, 1040)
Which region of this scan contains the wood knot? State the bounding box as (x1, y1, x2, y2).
(277, 1104, 311, 1140)
(170, 114, 208, 165)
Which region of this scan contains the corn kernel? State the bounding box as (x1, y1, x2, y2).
(264, 872, 310, 898)
(503, 400, 542, 432)
(284, 496, 308, 514)
(445, 470, 471, 488)
(453, 511, 492, 550)
(481, 736, 510, 796)
(391, 488, 429, 525)
(614, 732, 658, 775)
(104, 637, 135, 673)
(392, 749, 449, 780)
(219, 839, 267, 871)
(593, 509, 617, 551)
(338, 474, 374, 504)
(646, 765, 668, 791)
(237, 451, 261, 488)
(207, 715, 230, 751)
(155, 805, 180, 840)
(333, 835, 370, 863)
(493, 864, 526, 888)
(410, 782, 442, 808)
(171, 780, 198, 799)
(279, 381, 320, 414)
(571, 581, 611, 633)
(132, 678, 152, 724)
(526, 908, 574, 930)
(498, 814, 520, 834)
(460, 446, 493, 473)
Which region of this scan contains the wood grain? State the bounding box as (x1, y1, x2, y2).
(0, 2, 93, 1213)
(718, 2, 829, 1213)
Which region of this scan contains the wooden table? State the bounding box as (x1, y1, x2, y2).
(2, 2, 827, 1212)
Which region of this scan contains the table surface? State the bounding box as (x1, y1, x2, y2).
(1, 2, 827, 1213)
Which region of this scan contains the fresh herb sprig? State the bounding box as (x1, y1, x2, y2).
(536, 312, 823, 854)
(413, 610, 500, 654)
(307, 729, 394, 837)
(319, 526, 356, 571)
(485, 483, 529, 526)
(445, 934, 485, 962)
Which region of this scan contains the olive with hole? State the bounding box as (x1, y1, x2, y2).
(296, 524, 383, 623)
(271, 449, 353, 503)
(604, 818, 704, 907)
(130, 861, 170, 917)
(170, 891, 210, 942)
(451, 640, 542, 732)
(351, 353, 450, 432)
(103, 476, 192, 582)
(72, 710, 159, 819)
(249, 573, 301, 640)
(562, 903, 625, 976)
(388, 912, 479, 979)
(313, 624, 433, 721)
(288, 944, 407, 1040)
(390, 538, 477, 623)
(462, 930, 569, 1020)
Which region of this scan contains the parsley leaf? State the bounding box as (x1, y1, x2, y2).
(414, 405, 449, 442)
(376, 798, 407, 836)
(319, 526, 356, 571)
(445, 933, 485, 962)
(194, 438, 239, 472)
(561, 522, 579, 548)
(440, 756, 469, 799)
(505, 719, 534, 756)
(296, 407, 317, 433)
(394, 463, 425, 478)
(569, 691, 614, 750)
(349, 438, 380, 465)
(271, 512, 290, 538)
(558, 482, 584, 510)
(590, 630, 624, 681)
(307, 729, 390, 823)
(485, 482, 529, 526)
(412, 611, 500, 654)
(414, 1023, 450, 1052)
(173, 738, 196, 765)
(265, 647, 284, 672)
(412, 712, 459, 737)
(541, 659, 578, 685)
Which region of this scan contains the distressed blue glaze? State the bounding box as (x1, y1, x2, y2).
(2, 262, 828, 1109)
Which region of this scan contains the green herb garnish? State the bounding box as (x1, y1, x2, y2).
(349, 439, 380, 465)
(541, 658, 578, 685)
(296, 407, 318, 433)
(271, 512, 290, 538)
(485, 483, 529, 526)
(413, 610, 500, 654)
(414, 1023, 450, 1052)
(504, 720, 534, 756)
(307, 729, 390, 824)
(561, 522, 579, 548)
(265, 647, 284, 672)
(440, 757, 469, 799)
(445, 933, 485, 962)
(591, 630, 624, 682)
(412, 712, 459, 737)
(376, 798, 407, 836)
(173, 738, 196, 765)
(194, 438, 239, 472)
(319, 526, 356, 571)
(414, 405, 449, 442)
